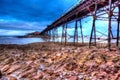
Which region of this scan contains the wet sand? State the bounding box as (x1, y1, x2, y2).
(0, 42, 120, 80)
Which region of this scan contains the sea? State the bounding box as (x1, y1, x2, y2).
(0, 36, 117, 45)
(0, 36, 45, 45)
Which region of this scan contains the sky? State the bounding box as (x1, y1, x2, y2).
(0, 0, 80, 36)
(0, 0, 118, 37)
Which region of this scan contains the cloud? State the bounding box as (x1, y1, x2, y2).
(0, 29, 35, 36)
(0, 0, 79, 36)
(0, 0, 79, 22)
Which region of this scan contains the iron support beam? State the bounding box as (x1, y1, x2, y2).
(56, 28, 59, 42)
(61, 24, 67, 45)
(55, 27, 58, 42)
(79, 19, 84, 44)
(89, 4, 97, 48)
(74, 20, 78, 46)
(65, 23, 67, 45)
(52, 29, 55, 42)
(108, 0, 112, 50)
(50, 30, 52, 42)
(48, 31, 51, 42)
(116, 5, 120, 48)
(61, 24, 65, 45)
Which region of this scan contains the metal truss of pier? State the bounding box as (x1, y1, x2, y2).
(40, 0, 120, 50)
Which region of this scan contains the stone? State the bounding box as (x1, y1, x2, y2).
(4, 58, 14, 64)
(7, 64, 21, 74)
(19, 68, 35, 78)
(65, 76, 78, 80)
(115, 70, 120, 80)
(112, 56, 120, 63)
(8, 76, 17, 80)
(99, 64, 107, 70)
(0, 70, 2, 78)
(65, 62, 78, 71)
(78, 74, 84, 79)
(33, 71, 44, 79)
(1, 64, 10, 72)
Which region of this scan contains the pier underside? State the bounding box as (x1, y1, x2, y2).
(40, 0, 120, 50)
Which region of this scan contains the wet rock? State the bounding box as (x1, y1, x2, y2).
(112, 56, 120, 63)
(8, 76, 17, 80)
(4, 58, 14, 64)
(7, 64, 21, 74)
(65, 76, 78, 80)
(99, 64, 107, 71)
(26, 61, 33, 65)
(0, 70, 2, 78)
(84, 60, 98, 69)
(55, 64, 66, 73)
(78, 75, 84, 79)
(45, 58, 53, 63)
(33, 71, 44, 79)
(1, 64, 10, 72)
(65, 62, 78, 71)
(19, 68, 35, 78)
(115, 70, 120, 80)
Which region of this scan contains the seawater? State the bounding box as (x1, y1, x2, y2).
(0, 37, 44, 45)
(0, 36, 117, 45)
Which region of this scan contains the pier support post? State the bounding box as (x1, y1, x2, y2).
(55, 27, 58, 42)
(48, 31, 51, 42)
(51, 29, 53, 42)
(52, 29, 55, 42)
(89, 4, 97, 48)
(74, 20, 78, 46)
(79, 19, 84, 44)
(65, 24, 67, 45)
(50, 30, 52, 42)
(108, 0, 112, 51)
(54, 28, 57, 43)
(61, 24, 65, 45)
(116, 5, 120, 49)
(61, 24, 67, 45)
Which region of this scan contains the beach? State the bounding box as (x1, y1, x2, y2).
(0, 42, 120, 80)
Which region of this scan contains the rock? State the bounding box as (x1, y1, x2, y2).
(115, 70, 120, 80)
(99, 64, 107, 70)
(65, 62, 78, 71)
(1, 64, 10, 72)
(106, 61, 114, 66)
(19, 68, 35, 78)
(55, 64, 66, 73)
(4, 58, 14, 64)
(65, 76, 78, 80)
(78, 75, 84, 79)
(84, 60, 98, 70)
(8, 76, 17, 80)
(7, 64, 21, 74)
(0, 70, 2, 78)
(26, 61, 33, 65)
(33, 71, 44, 79)
(45, 58, 52, 63)
(112, 56, 120, 63)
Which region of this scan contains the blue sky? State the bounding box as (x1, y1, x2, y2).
(0, 0, 118, 37)
(0, 0, 80, 36)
